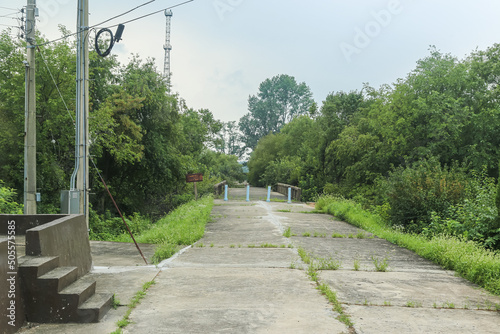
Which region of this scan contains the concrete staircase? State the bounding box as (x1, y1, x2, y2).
(18, 255, 112, 323)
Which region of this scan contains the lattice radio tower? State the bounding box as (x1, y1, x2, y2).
(163, 9, 173, 83)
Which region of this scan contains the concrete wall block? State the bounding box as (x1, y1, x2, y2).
(25, 215, 91, 278)
(0, 215, 68, 235)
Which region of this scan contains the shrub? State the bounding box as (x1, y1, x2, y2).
(0, 181, 23, 214)
(424, 169, 500, 248)
(378, 158, 468, 233)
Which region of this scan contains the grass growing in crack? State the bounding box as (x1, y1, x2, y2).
(229, 244, 235, 248)
(443, 302, 455, 309)
(313, 257, 342, 270)
(112, 280, 156, 333)
(371, 255, 389, 272)
(283, 227, 292, 238)
(277, 209, 292, 213)
(331, 232, 346, 238)
(313, 231, 327, 238)
(302, 231, 311, 237)
(317, 283, 354, 327)
(383, 301, 391, 306)
(297, 247, 312, 264)
(353, 258, 361, 271)
(355, 231, 368, 239)
(298, 246, 354, 328)
(111, 294, 120, 310)
(406, 300, 422, 308)
(260, 243, 279, 248)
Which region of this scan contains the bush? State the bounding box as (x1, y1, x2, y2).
(0, 181, 23, 214)
(89, 209, 152, 241)
(378, 158, 468, 233)
(424, 169, 500, 248)
(261, 156, 302, 187)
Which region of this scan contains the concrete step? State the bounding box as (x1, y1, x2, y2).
(60, 275, 97, 307)
(77, 293, 113, 323)
(18, 256, 60, 278)
(38, 266, 79, 292)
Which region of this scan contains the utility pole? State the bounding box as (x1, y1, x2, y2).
(75, 0, 89, 227)
(24, 0, 37, 215)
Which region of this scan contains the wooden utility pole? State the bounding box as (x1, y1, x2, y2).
(76, 0, 90, 227)
(24, 0, 37, 214)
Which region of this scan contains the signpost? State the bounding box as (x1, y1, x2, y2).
(186, 174, 203, 200)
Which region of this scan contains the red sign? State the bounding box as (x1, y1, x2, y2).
(186, 173, 203, 183)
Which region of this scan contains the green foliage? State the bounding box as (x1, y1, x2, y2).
(378, 158, 468, 233)
(239, 74, 314, 150)
(0, 181, 23, 214)
(111, 196, 214, 263)
(89, 210, 152, 241)
(424, 169, 500, 248)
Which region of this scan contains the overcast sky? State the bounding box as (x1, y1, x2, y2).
(3, 0, 500, 123)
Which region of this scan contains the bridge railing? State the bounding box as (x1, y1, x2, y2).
(275, 183, 302, 202)
(214, 180, 227, 197)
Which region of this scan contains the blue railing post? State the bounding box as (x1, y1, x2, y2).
(267, 186, 271, 202)
(224, 185, 228, 201)
(246, 185, 250, 202)
(288, 187, 292, 204)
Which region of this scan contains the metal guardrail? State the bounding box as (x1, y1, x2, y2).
(275, 183, 302, 202)
(214, 180, 227, 196)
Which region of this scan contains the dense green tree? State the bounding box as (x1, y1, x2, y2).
(239, 74, 314, 150)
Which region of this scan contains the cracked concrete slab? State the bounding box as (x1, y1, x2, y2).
(123, 267, 348, 334)
(320, 270, 500, 309)
(166, 247, 299, 268)
(345, 305, 500, 334)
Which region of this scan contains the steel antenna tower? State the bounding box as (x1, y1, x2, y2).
(163, 9, 173, 84)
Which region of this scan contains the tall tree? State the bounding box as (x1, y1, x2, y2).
(215, 121, 245, 157)
(239, 74, 314, 150)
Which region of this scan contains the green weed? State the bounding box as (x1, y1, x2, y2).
(371, 255, 389, 272)
(353, 258, 361, 271)
(283, 227, 292, 238)
(331, 232, 346, 238)
(313, 257, 342, 270)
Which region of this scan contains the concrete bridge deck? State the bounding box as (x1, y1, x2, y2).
(19, 189, 500, 333)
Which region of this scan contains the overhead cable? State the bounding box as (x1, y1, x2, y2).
(36, 46, 76, 123)
(35, 0, 194, 47)
(105, 0, 194, 29)
(92, 0, 155, 28)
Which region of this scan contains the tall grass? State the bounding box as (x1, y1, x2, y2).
(114, 196, 214, 263)
(316, 195, 500, 295)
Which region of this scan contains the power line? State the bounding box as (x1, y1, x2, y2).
(0, 6, 19, 11)
(104, 0, 194, 29)
(93, 0, 156, 28)
(0, 12, 20, 18)
(0, 23, 18, 28)
(35, 0, 195, 47)
(36, 46, 76, 124)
